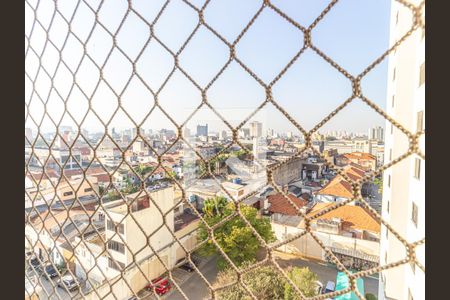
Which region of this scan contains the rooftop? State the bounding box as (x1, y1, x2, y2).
(342, 152, 376, 161)
(307, 203, 380, 233)
(174, 211, 200, 232)
(316, 176, 354, 199)
(267, 193, 308, 216)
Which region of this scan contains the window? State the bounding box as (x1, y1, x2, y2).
(385, 227, 389, 239)
(389, 149, 392, 161)
(395, 11, 399, 25)
(411, 202, 418, 227)
(414, 158, 421, 179)
(385, 251, 388, 264)
(132, 196, 150, 212)
(388, 175, 391, 187)
(63, 191, 73, 197)
(391, 123, 394, 135)
(107, 220, 124, 234)
(107, 241, 125, 254)
(393, 67, 396, 81)
(108, 257, 125, 271)
(84, 187, 93, 192)
(387, 200, 390, 214)
(419, 63, 425, 86)
(417, 111, 424, 132)
(391, 95, 395, 108)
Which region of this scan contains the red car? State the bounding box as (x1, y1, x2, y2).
(145, 277, 171, 295)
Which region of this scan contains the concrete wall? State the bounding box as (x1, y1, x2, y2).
(272, 222, 380, 261)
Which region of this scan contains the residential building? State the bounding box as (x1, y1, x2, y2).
(269, 199, 380, 268)
(25, 176, 99, 209)
(336, 152, 377, 171)
(378, 1, 425, 300)
(29, 147, 84, 170)
(80, 187, 199, 298)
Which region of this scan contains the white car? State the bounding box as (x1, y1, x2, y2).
(58, 275, 79, 292)
(323, 280, 336, 295)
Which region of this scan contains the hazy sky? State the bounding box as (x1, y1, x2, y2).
(25, 0, 391, 136)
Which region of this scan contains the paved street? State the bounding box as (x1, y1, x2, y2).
(365, 182, 383, 214)
(26, 268, 74, 300)
(273, 251, 379, 295)
(168, 256, 218, 300)
(161, 252, 378, 299)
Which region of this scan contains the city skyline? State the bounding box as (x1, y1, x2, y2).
(26, 0, 390, 135)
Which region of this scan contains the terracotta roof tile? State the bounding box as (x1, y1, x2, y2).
(317, 176, 354, 199)
(343, 152, 376, 161)
(307, 203, 380, 233)
(268, 193, 308, 216)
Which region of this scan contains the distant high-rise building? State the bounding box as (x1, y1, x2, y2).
(196, 124, 208, 137)
(267, 128, 274, 138)
(250, 121, 262, 138)
(238, 128, 250, 139)
(368, 126, 385, 142)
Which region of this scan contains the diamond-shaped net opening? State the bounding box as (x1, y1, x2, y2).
(25, 0, 425, 299)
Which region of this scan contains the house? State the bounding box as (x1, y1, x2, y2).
(305, 203, 380, 241)
(314, 175, 354, 203)
(266, 193, 309, 226)
(25, 176, 99, 209)
(269, 200, 380, 268)
(218, 181, 245, 201)
(336, 152, 376, 171)
(25, 207, 100, 272)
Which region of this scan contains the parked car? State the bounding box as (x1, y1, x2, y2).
(28, 257, 42, 271)
(145, 277, 172, 295)
(314, 281, 323, 295)
(323, 280, 336, 294)
(44, 264, 59, 279)
(58, 275, 79, 292)
(176, 258, 199, 273)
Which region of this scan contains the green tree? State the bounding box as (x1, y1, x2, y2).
(107, 189, 121, 201)
(214, 262, 287, 300)
(365, 293, 377, 300)
(198, 200, 275, 269)
(373, 177, 383, 194)
(203, 196, 228, 218)
(214, 263, 319, 300)
(284, 267, 319, 299)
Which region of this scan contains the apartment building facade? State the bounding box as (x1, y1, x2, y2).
(379, 1, 425, 299)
